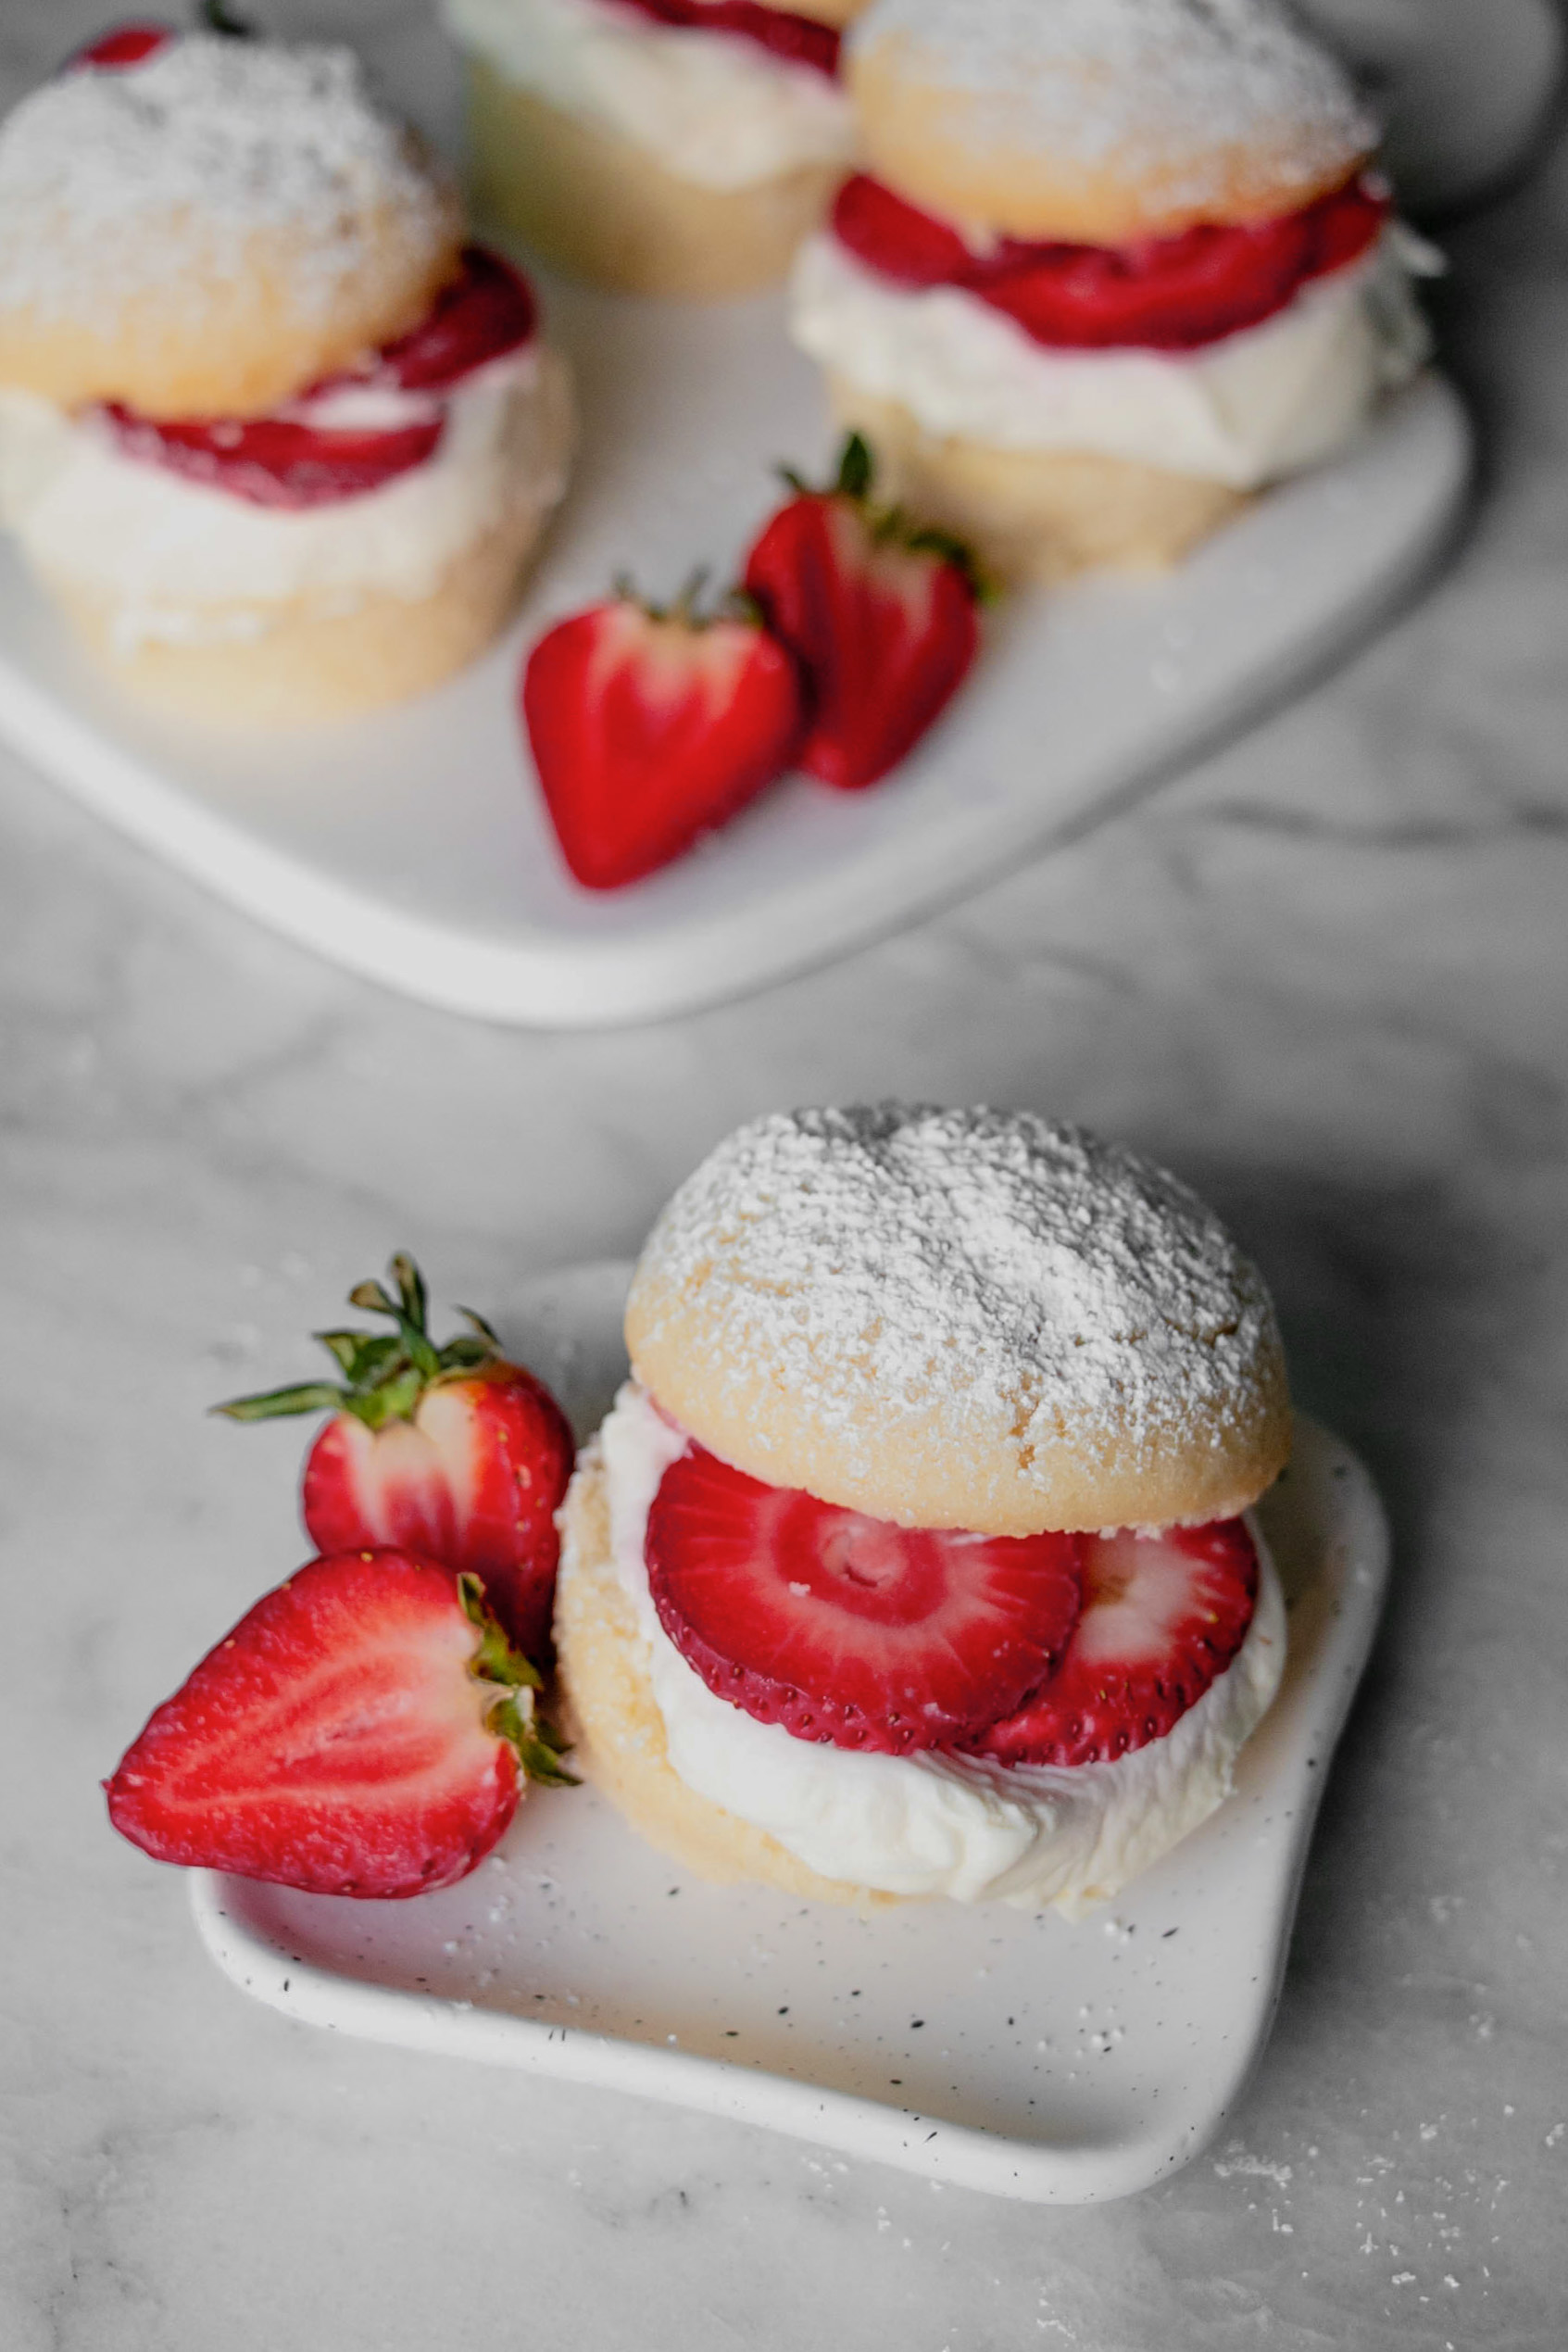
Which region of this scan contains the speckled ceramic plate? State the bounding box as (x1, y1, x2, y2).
(191, 1261, 1389, 2206)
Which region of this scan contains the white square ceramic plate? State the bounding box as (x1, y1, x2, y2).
(192, 1262, 1389, 2205)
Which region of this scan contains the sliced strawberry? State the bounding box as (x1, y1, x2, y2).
(614, 0, 840, 78)
(831, 172, 974, 288)
(104, 403, 445, 510)
(967, 1518, 1260, 1768)
(743, 434, 980, 791)
(522, 581, 804, 888)
(831, 171, 1389, 353)
(105, 1553, 574, 1899)
(373, 245, 535, 394)
(69, 23, 174, 71)
(100, 249, 536, 509)
(646, 1445, 1082, 1754)
(217, 1254, 574, 1666)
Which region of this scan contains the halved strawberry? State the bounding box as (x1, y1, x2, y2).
(69, 23, 174, 70)
(105, 1552, 574, 1898)
(966, 1519, 1260, 1768)
(646, 1446, 1082, 1754)
(217, 1254, 574, 1667)
(522, 579, 804, 888)
(743, 434, 981, 791)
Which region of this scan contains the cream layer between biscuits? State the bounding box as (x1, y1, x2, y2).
(0, 346, 570, 653)
(791, 225, 1436, 487)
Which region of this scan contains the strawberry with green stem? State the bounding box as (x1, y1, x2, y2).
(743, 432, 983, 792)
(217, 1254, 574, 1667)
(107, 1550, 575, 1898)
(521, 569, 805, 889)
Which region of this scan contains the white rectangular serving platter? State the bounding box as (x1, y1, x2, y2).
(193, 1261, 1390, 2206)
(0, 333, 1467, 1029)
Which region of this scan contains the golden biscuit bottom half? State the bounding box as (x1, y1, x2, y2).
(46, 494, 555, 728)
(825, 379, 1250, 585)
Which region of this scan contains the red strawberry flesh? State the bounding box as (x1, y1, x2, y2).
(831, 171, 1388, 352)
(71, 23, 173, 70)
(101, 248, 535, 510)
(373, 245, 537, 393)
(743, 459, 979, 791)
(303, 1365, 574, 1666)
(646, 1445, 1083, 1753)
(105, 1551, 523, 1898)
(615, 0, 840, 77)
(217, 1255, 575, 1669)
(523, 597, 804, 888)
(967, 1517, 1260, 1767)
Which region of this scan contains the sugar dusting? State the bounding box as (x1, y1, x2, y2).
(0, 36, 452, 322)
(636, 1104, 1280, 1461)
(851, 0, 1376, 208)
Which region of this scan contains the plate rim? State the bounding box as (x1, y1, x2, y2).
(187, 1258, 1390, 2205)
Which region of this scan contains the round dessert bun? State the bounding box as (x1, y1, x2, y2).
(626, 1103, 1291, 1538)
(555, 1455, 895, 1906)
(823, 377, 1247, 582)
(847, 0, 1377, 244)
(0, 36, 463, 420)
(466, 63, 846, 299)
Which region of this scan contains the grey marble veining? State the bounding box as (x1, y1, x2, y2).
(2, 6, 1566, 2349)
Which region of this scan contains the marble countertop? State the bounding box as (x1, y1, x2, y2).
(4, 6, 1566, 2349)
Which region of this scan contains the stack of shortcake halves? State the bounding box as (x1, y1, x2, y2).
(791, 0, 1434, 580)
(0, 30, 572, 723)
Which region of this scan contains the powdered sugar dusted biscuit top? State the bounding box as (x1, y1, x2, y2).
(0, 35, 462, 418)
(625, 1103, 1292, 1536)
(847, 0, 1378, 243)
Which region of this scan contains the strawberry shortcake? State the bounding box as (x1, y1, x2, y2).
(790, 0, 1436, 581)
(441, 0, 868, 296)
(0, 28, 572, 723)
(556, 1103, 1292, 1914)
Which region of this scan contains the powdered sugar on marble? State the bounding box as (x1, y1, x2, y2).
(636, 1104, 1279, 1457)
(850, 0, 1376, 210)
(0, 36, 451, 322)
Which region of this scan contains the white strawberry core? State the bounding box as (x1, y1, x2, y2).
(577, 1381, 1287, 1913)
(1072, 1533, 1198, 1666)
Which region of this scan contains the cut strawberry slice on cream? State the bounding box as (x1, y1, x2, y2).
(646, 1445, 1083, 1754)
(101, 247, 536, 510)
(371, 245, 537, 395)
(830, 171, 1389, 352)
(614, 0, 840, 80)
(967, 1518, 1261, 1768)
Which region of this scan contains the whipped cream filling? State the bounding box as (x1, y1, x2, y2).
(0, 346, 572, 651)
(790, 224, 1436, 487)
(443, 0, 856, 189)
(591, 1381, 1287, 1915)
